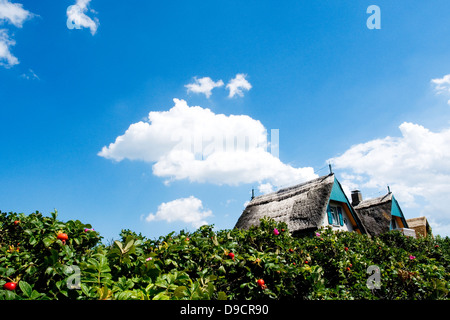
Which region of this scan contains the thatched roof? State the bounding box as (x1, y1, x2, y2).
(353, 193, 393, 237)
(234, 174, 335, 235)
(406, 216, 432, 237)
(406, 216, 427, 228)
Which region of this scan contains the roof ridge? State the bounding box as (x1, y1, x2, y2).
(275, 173, 334, 194)
(249, 173, 334, 205)
(354, 192, 392, 208)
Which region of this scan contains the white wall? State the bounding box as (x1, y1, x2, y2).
(321, 202, 354, 232)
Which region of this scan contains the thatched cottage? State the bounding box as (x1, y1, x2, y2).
(234, 173, 368, 236)
(406, 216, 432, 238)
(351, 191, 416, 238)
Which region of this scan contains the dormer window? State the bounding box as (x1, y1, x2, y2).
(328, 204, 344, 226)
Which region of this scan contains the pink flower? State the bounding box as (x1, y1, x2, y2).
(273, 228, 279, 235)
(146, 257, 152, 261)
(409, 255, 416, 260)
(315, 232, 321, 237)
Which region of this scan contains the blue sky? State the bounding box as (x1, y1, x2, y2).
(1, 0, 450, 241)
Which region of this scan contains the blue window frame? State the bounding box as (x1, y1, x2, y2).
(328, 205, 344, 226)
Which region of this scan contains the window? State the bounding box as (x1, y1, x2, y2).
(390, 217, 397, 230)
(328, 205, 344, 226)
(329, 206, 339, 225)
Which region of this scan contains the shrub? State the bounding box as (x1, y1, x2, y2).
(1, 210, 448, 300)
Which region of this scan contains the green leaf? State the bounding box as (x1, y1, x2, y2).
(207, 282, 215, 298)
(114, 240, 124, 253)
(80, 283, 91, 297)
(56, 280, 63, 290)
(96, 254, 111, 272)
(5, 290, 17, 300)
(155, 279, 168, 289)
(218, 265, 226, 274)
(29, 236, 37, 246)
(153, 291, 170, 300)
(19, 281, 32, 298)
(174, 286, 187, 298)
(168, 284, 178, 291)
(217, 291, 227, 300)
(30, 290, 42, 300)
(124, 239, 135, 253)
(5, 268, 15, 277)
(116, 291, 133, 300)
(43, 236, 54, 247)
(164, 259, 178, 267)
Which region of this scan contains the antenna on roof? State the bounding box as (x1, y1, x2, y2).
(387, 185, 391, 193)
(328, 163, 333, 174)
(251, 188, 255, 200)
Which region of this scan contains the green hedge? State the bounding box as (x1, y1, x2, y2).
(1, 210, 448, 300)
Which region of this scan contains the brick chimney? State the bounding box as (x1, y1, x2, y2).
(351, 190, 363, 206)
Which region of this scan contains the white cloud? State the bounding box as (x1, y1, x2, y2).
(67, 0, 99, 35)
(20, 68, 39, 80)
(258, 182, 274, 194)
(0, 0, 33, 68)
(99, 98, 317, 190)
(0, 28, 17, 67)
(431, 74, 450, 93)
(431, 74, 450, 105)
(226, 73, 252, 98)
(0, 0, 32, 27)
(329, 122, 450, 236)
(185, 76, 224, 98)
(145, 196, 212, 228)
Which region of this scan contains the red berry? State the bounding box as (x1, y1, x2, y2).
(281, 229, 285, 232)
(57, 233, 68, 241)
(256, 279, 265, 287)
(305, 260, 308, 264)
(346, 267, 351, 271)
(289, 248, 294, 253)
(228, 252, 235, 259)
(3, 282, 17, 291)
(14, 220, 20, 225)
(345, 247, 349, 251)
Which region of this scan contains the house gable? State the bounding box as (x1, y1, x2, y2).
(325, 201, 355, 232)
(234, 174, 368, 236)
(329, 178, 348, 203)
(391, 195, 408, 228)
(234, 174, 335, 234)
(325, 177, 366, 234)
